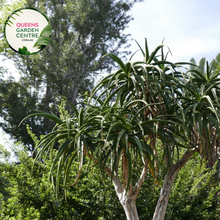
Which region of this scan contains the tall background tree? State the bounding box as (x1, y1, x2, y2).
(0, 0, 143, 150)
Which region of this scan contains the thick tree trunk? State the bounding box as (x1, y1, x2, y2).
(112, 176, 139, 220)
(84, 148, 148, 220)
(153, 149, 196, 220)
(70, 85, 79, 107)
(117, 189, 139, 220)
(152, 169, 176, 220)
(112, 156, 148, 220)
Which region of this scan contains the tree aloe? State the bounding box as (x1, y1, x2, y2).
(21, 39, 220, 219)
(20, 39, 186, 219)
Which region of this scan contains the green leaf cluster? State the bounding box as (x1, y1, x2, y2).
(33, 24, 51, 50)
(1, 143, 219, 219)
(18, 46, 31, 55)
(0, 148, 126, 219)
(165, 154, 220, 220)
(20, 38, 220, 218)
(0, 0, 143, 151)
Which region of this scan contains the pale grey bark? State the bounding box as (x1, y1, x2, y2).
(84, 149, 148, 220)
(111, 158, 148, 220)
(153, 149, 196, 220)
(113, 180, 139, 220)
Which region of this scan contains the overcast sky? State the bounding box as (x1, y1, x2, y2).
(1, 0, 220, 150)
(127, 0, 220, 63)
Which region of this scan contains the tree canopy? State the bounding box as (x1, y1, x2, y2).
(0, 0, 143, 150)
(20, 38, 220, 219)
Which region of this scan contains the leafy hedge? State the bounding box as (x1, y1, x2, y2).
(0, 147, 219, 219)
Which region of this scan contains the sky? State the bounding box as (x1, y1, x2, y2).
(1, 0, 220, 152)
(126, 0, 220, 63)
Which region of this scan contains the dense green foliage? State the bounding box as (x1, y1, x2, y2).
(0, 0, 143, 150)
(0, 147, 125, 219)
(0, 146, 219, 219)
(1, 0, 220, 217)
(19, 38, 220, 219)
(166, 155, 220, 220)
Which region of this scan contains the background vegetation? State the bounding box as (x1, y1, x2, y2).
(0, 0, 220, 219)
(0, 144, 219, 219)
